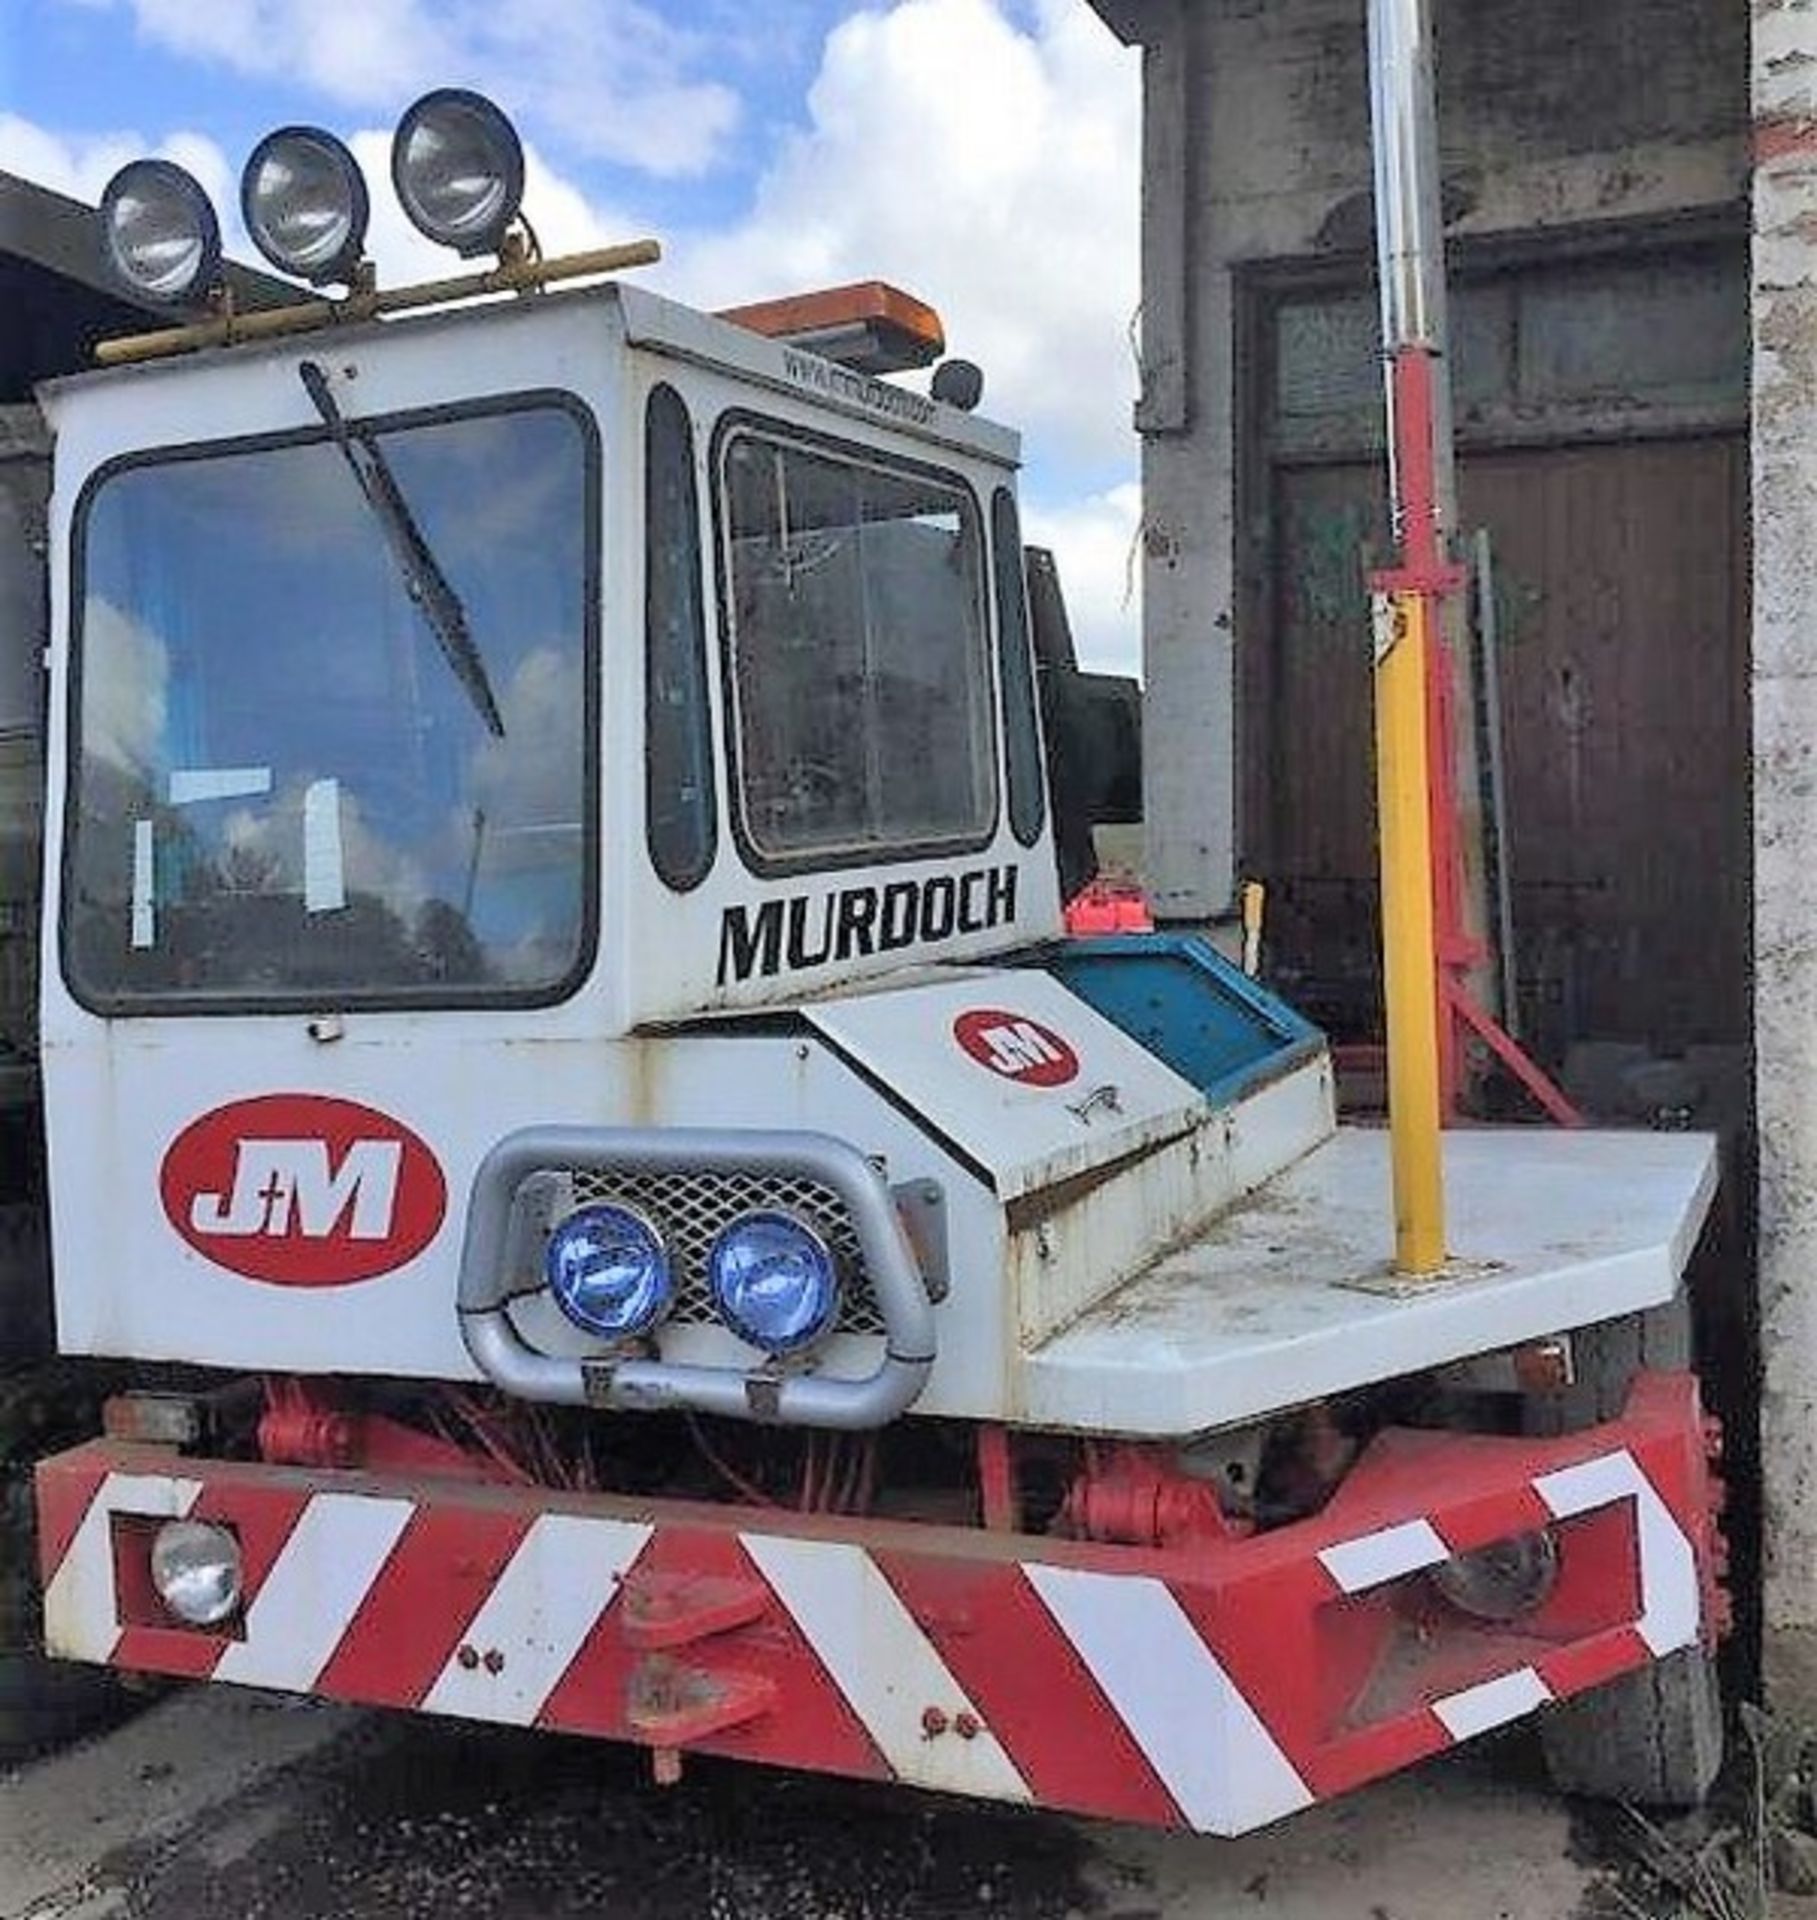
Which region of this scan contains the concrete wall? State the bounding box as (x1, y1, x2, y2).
(1754, 0, 1817, 1695)
(1130, 0, 1747, 920)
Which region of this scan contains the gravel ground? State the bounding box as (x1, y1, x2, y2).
(3, 1687, 1623, 1920)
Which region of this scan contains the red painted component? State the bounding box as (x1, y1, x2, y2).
(626, 1656, 778, 1745)
(952, 1009, 1081, 1087)
(1061, 1444, 1241, 1550)
(1700, 1409, 1735, 1642)
(1064, 878, 1152, 935)
(1510, 1340, 1574, 1394)
(317, 1503, 531, 1704)
(539, 1526, 885, 1778)
(37, 1372, 1716, 1836)
(1442, 981, 1586, 1128)
(878, 1547, 1181, 1826)
(258, 1381, 518, 1484)
(113, 1478, 313, 1678)
(258, 1380, 360, 1469)
(355, 1412, 518, 1484)
(977, 1426, 1017, 1532)
(159, 1093, 446, 1287)
(1369, 346, 1584, 1128)
(1370, 353, 1467, 598)
(621, 1571, 770, 1650)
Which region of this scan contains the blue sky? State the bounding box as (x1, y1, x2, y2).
(0, 0, 1144, 672)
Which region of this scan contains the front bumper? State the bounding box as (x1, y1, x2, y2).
(36, 1371, 1718, 1835)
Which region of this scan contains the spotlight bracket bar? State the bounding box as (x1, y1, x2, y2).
(95, 239, 663, 366)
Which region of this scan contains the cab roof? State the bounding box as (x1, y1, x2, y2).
(40, 274, 1021, 470)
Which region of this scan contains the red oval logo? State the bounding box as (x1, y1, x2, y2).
(952, 1008, 1081, 1088)
(160, 1094, 447, 1287)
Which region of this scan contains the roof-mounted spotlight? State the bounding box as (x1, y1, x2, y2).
(241, 126, 370, 287)
(99, 159, 222, 306)
(391, 88, 525, 258)
(931, 358, 984, 412)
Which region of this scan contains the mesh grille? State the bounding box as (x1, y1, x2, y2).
(559, 1166, 885, 1337)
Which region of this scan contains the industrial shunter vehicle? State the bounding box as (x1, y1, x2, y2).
(27, 90, 1724, 1832)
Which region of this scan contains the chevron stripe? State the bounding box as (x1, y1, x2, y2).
(34, 1408, 1710, 1842)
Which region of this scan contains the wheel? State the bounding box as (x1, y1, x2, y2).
(0, 1459, 135, 1760)
(0, 1344, 141, 1760)
(1525, 1291, 1724, 1806)
(0, 1649, 137, 1763)
(1536, 1645, 1723, 1808)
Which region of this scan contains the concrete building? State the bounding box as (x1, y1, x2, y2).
(1085, 0, 1817, 1696)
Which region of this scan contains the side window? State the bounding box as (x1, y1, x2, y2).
(720, 427, 996, 869)
(645, 384, 716, 890)
(991, 488, 1047, 848)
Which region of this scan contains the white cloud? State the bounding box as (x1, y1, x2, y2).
(6, 0, 1145, 669)
(0, 112, 235, 215)
(61, 0, 741, 177)
(0, 110, 631, 294)
(468, 646, 584, 838)
(82, 598, 169, 774)
(345, 128, 634, 285)
(661, 0, 1142, 475)
(1024, 482, 1142, 679)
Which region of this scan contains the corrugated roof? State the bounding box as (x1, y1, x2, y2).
(1082, 0, 1158, 47)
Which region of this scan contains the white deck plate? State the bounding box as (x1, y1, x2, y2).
(1020, 1126, 1718, 1435)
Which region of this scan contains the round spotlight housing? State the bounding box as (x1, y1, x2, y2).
(1431, 1529, 1559, 1623)
(99, 159, 222, 306)
(708, 1210, 840, 1354)
(241, 126, 369, 285)
(150, 1519, 243, 1627)
(545, 1202, 672, 1340)
(391, 88, 525, 257)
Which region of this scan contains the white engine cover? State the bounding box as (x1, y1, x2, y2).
(802, 970, 1209, 1200)
(41, 959, 1333, 1431)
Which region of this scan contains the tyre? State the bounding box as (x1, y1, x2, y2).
(0, 1459, 134, 1760)
(0, 1352, 142, 1760)
(1525, 1291, 1725, 1807)
(1536, 1644, 1723, 1808)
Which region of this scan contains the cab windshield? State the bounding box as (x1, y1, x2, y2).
(63, 395, 596, 1010)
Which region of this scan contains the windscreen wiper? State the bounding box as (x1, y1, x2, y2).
(298, 359, 505, 738)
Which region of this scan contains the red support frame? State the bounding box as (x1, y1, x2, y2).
(1372, 349, 1584, 1129)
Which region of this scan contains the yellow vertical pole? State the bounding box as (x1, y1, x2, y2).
(1374, 589, 1447, 1273)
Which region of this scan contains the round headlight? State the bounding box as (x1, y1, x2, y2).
(708, 1210, 840, 1354)
(1431, 1529, 1559, 1622)
(150, 1518, 243, 1627)
(241, 126, 369, 285)
(99, 159, 222, 305)
(390, 88, 525, 257)
(545, 1202, 672, 1339)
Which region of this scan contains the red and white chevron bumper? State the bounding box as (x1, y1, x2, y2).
(36, 1372, 1717, 1835)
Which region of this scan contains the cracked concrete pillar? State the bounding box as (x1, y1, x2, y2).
(1135, 1, 1243, 927)
(1755, 0, 1817, 1703)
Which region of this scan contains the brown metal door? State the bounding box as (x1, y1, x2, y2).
(1254, 434, 1749, 1057)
